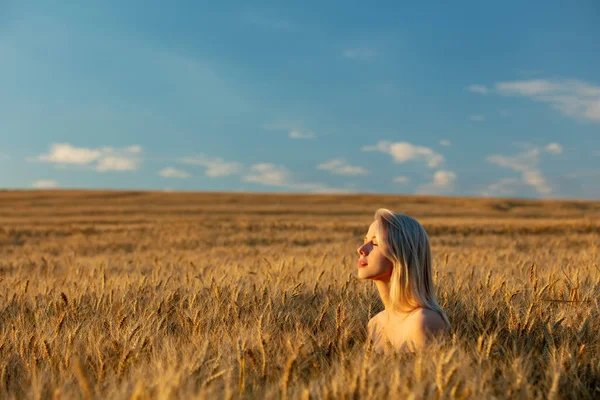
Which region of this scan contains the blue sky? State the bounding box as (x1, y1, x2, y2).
(1, 1, 599, 199)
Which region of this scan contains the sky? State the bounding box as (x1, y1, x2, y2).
(1, 1, 599, 199)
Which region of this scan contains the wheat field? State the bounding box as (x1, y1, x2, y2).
(0, 190, 598, 399)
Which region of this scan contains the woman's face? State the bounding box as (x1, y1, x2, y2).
(356, 220, 394, 281)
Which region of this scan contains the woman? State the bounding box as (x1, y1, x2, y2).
(356, 208, 450, 353)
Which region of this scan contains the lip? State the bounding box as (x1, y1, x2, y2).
(357, 260, 368, 268)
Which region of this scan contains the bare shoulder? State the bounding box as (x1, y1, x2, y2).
(406, 308, 448, 335)
(398, 308, 448, 351)
(368, 310, 386, 329)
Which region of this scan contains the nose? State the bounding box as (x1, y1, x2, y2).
(357, 243, 368, 256)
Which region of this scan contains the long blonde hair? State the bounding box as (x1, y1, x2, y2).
(374, 208, 450, 328)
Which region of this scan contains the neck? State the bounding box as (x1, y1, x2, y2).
(374, 279, 393, 312)
(375, 279, 416, 320)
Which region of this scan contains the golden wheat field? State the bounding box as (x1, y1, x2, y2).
(0, 190, 599, 399)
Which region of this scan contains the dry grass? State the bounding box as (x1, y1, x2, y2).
(0, 190, 599, 399)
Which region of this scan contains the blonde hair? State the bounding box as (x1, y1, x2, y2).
(374, 208, 450, 328)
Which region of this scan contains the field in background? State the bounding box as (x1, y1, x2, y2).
(0, 190, 599, 399)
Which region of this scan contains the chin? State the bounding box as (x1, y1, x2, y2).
(358, 268, 391, 281)
(357, 269, 373, 280)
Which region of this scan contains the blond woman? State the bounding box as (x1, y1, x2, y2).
(356, 208, 450, 352)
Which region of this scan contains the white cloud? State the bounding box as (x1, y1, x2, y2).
(179, 153, 345, 193)
(0, 153, 9, 161)
(181, 154, 242, 177)
(486, 146, 554, 195)
(317, 159, 369, 176)
(96, 155, 137, 172)
(466, 84, 488, 95)
(469, 114, 486, 121)
(393, 176, 410, 184)
(362, 141, 444, 168)
(545, 142, 563, 155)
(481, 177, 522, 197)
(289, 130, 316, 140)
(242, 163, 346, 193)
(432, 170, 457, 186)
(243, 163, 289, 186)
(522, 169, 548, 192)
(439, 140, 451, 147)
(37, 143, 101, 165)
(158, 167, 191, 179)
(32, 180, 58, 189)
(31, 143, 142, 172)
(95, 146, 141, 172)
(343, 48, 376, 59)
(496, 80, 559, 96)
(416, 170, 457, 194)
(495, 79, 600, 122)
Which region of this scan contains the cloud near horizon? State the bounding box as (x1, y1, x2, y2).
(181, 154, 242, 177)
(416, 170, 457, 194)
(317, 159, 369, 176)
(158, 167, 191, 179)
(362, 141, 444, 168)
(485, 143, 563, 196)
(177, 151, 349, 193)
(32, 180, 59, 189)
(481, 177, 523, 198)
(242, 163, 347, 193)
(31, 143, 142, 172)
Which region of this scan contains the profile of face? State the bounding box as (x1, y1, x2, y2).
(356, 219, 394, 281)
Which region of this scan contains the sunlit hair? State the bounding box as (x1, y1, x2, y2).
(374, 208, 450, 328)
